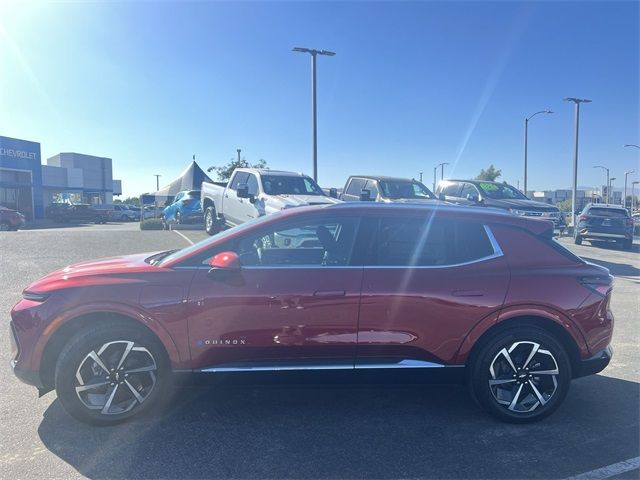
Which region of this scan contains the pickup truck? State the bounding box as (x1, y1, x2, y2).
(338, 175, 439, 203)
(201, 168, 341, 235)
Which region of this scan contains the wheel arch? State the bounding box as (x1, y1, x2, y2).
(39, 311, 178, 392)
(464, 315, 582, 377)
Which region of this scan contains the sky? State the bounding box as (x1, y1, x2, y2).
(1, 0, 638, 198)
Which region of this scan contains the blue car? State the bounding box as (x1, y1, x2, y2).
(162, 190, 203, 225)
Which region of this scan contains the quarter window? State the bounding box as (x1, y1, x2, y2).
(371, 216, 495, 266)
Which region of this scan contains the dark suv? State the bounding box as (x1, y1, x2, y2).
(11, 203, 613, 425)
(575, 203, 634, 250)
(338, 176, 438, 203)
(436, 180, 564, 228)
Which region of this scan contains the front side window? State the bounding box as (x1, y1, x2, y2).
(441, 182, 462, 197)
(236, 215, 359, 267)
(371, 216, 495, 267)
(230, 172, 249, 190)
(379, 180, 435, 200)
(246, 174, 259, 196)
(345, 178, 366, 196)
(460, 183, 479, 199)
(477, 182, 527, 200)
(261, 175, 325, 196)
(364, 180, 379, 199)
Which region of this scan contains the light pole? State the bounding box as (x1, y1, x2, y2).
(433, 162, 449, 191)
(419, 172, 423, 183)
(153, 174, 161, 191)
(523, 109, 553, 194)
(624, 170, 635, 209)
(632, 181, 639, 211)
(564, 97, 592, 227)
(292, 47, 336, 182)
(593, 165, 610, 203)
(440, 162, 449, 181)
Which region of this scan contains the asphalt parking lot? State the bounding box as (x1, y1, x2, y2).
(0, 223, 638, 479)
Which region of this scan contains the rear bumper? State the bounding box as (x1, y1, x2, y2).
(574, 346, 612, 378)
(578, 228, 632, 240)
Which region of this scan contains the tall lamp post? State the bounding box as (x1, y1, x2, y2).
(433, 162, 449, 191)
(563, 97, 592, 227)
(292, 47, 336, 182)
(593, 165, 610, 203)
(624, 170, 635, 209)
(632, 181, 639, 212)
(523, 109, 553, 194)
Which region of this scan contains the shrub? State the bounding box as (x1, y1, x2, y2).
(140, 218, 165, 230)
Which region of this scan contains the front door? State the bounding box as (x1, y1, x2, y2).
(356, 214, 510, 367)
(187, 212, 363, 371)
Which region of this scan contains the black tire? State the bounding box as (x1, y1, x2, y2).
(621, 239, 633, 250)
(175, 211, 182, 225)
(204, 206, 219, 236)
(574, 234, 582, 245)
(54, 321, 170, 426)
(161, 215, 168, 230)
(468, 326, 571, 423)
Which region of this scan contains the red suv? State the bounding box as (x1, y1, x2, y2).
(10, 203, 613, 425)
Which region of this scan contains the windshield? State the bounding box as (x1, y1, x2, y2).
(261, 175, 325, 196)
(379, 180, 435, 200)
(477, 182, 527, 200)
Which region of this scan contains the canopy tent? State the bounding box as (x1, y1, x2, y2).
(141, 161, 214, 204)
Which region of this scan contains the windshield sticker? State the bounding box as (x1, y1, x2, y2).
(479, 182, 499, 191)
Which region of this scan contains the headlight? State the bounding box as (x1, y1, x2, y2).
(509, 208, 525, 216)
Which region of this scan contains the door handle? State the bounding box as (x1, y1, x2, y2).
(313, 290, 346, 297)
(452, 290, 484, 297)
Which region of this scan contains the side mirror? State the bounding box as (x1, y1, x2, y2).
(466, 193, 480, 203)
(360, 189, 372, 202)
(329, 188, 338, 198)
(236, 184, 249, 198)
(208, 251, 241, 273)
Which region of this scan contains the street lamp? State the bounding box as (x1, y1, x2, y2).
(593, 165, 610, 203)
(624, 170, 635, 209)
(624, 144, 640, 149)
(563, 97, 592, 227)
(433, 162, 449, 191)
(153, 174, 161, 191)
(523, 109, 553, 194)
(292, 47, 336, 182)
(632, 181, 639, 211)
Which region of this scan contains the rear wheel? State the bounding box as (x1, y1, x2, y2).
(175, 211, 182, 225)
(621, 239, 633, 250)
(54, 322, 170, 425)
(468, 327, 571, 423)
(204, 206, 219, 235)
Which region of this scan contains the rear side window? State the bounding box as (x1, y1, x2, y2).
(346, 178, 366, 196)
(588, 207, 628, 218)
(370, 216, 495, 266)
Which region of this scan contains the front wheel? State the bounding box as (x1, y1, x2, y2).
(54, 322, 170, 425)
(621, 239, 633, 250)
(468, 327, 571, 423)
(204, 206, 219, 235)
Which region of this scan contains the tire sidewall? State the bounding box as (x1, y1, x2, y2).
(469, 327, 571, 423)
(55, 323, 170, 426)
(205, 206, 219, 235)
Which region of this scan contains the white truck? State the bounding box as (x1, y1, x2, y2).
(200, 168, 341, 235)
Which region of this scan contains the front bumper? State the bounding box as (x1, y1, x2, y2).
(574, 346, 613, 378)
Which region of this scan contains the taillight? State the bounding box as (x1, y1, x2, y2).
(579, 215, 589, 221)
(578, 275, 613, 297)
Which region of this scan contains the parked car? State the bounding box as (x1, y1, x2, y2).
(574, 203, 634, 250)
(0, 206, 26, 231)
(162, 190, 203, 225)
(11, 202, 613, 425)
(45, 203, 108, 224)
(436, 179, 564, 229)
(201, 169, 340, 235)
(102, 204, 139, 222)
(338, 175, 439, 203)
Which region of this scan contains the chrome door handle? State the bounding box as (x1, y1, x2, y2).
(313, 290, 346, 297)
(452, 290, 484, 297)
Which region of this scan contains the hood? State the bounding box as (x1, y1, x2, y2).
(25, 252, 163, 293)
(265, 194, 341, 209)
(484, 198, 559, 212)
(387, 198, 444, 205)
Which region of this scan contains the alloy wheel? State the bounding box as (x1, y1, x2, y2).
(74, 340, 157, 415)
(488, 341, 559, 413)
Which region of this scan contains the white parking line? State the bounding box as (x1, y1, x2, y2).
(172, 229, 194, 245)
(566, 457, 640, 480)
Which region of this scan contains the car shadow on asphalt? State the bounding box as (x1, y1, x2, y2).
(37, 375, 639, 479)
(581, 257, 639, 278)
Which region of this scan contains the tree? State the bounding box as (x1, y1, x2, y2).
(556, 199, 572, 212)
(116, 196, 141, 206)
(475, 165, 502, 181)
(207, 157, 268, 182)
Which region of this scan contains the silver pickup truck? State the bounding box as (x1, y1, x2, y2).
(201, 168, 341, 235)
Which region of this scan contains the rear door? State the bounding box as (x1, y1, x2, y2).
(356, 214, 510, 367)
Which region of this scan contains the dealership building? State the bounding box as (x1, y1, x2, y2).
(0, 135, 122, 219)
